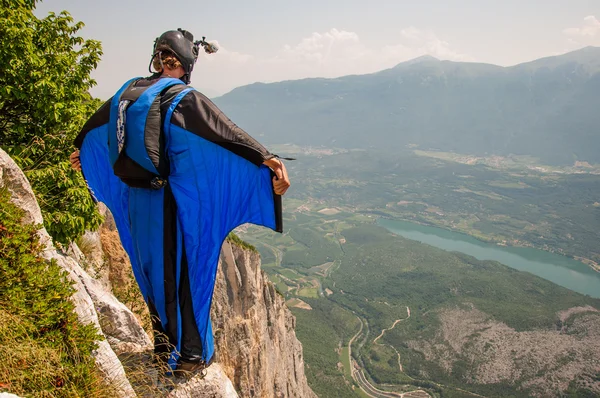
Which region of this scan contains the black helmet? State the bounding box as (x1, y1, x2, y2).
(150, 28, 218, 84)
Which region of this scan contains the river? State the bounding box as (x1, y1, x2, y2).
(377, 218, 600, 299)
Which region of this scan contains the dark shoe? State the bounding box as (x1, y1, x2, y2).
(174, 359, 210, 379)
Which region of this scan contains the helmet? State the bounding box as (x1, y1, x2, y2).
(151, 29, 198, 84)
(150, 29, 218, 84)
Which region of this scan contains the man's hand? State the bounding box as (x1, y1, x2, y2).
(263, 158, 290, 196)
(70, 150, 81, 171)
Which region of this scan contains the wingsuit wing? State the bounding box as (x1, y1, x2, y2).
(75, 83, 282, 364)
(162, 89, 282, 362)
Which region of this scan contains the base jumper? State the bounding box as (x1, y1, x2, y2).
(71, 29, 290, 373)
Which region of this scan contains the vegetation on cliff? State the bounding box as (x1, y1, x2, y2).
(0, 187, 109, 397)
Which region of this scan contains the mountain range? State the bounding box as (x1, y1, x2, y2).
(214, 46, 600, 165)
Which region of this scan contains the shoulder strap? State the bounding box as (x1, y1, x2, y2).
(163, 87, 194, 138)
(108, 78, 185, 169)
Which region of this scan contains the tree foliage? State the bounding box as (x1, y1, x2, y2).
(0, 0, 103, 244)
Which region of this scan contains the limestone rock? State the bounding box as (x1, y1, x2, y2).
(0, 150, 43, 226)
(212, 241, 317, 398)
(169, 364, 239, 398)
(69, 230, 112, 290)
(94, 201, 316, 397)
(65, 246, 153, 353)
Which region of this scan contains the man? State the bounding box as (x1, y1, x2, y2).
(70, 29, 290, 374)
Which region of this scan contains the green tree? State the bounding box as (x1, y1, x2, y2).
(0, 0, 103, 244)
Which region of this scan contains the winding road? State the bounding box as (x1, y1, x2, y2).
(347, 310, 430, 398)
(373, 306, 411, 344)
(347, 315, 363, 373)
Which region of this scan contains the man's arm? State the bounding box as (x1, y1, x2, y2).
(70, 97, 114, 172)
(172, 90, 290, 194)
(73, 97, 113, 149)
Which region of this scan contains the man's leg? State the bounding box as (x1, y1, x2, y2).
(163, 185, 204, 365)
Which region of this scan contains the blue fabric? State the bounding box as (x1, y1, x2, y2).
(128, 187, 168, 324)
(80, 88, 277, 365)
(109, 77, 184, 173)
(166, 125, 276, 362)
(79, 126, 152, 302)
(82, 126, 169, 336)
(164, 88, 193, 135)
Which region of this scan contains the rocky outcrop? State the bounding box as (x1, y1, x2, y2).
(67, 242, 153, 354)
(408, 305, 600, 397)
(97, 210, 317, 397)
(69, 229, 112, 290)
(168, 364, 239, 397)
(96, 223, 318, 397)
(0, 149, 141, 397)
(212, 241, 317, 398)
(2, 148, 316, 397)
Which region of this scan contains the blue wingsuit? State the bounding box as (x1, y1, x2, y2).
(74, 76, 283, 367)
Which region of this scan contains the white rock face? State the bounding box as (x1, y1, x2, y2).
(0, 149, 137, 398)
(69, 230, 112, 290)
(168, 364, 239, 398)
(66, 245, 153, 353)
(0, 150, 44, 226)
(212, 241, 317, 398)
(95, 199, 318, 397)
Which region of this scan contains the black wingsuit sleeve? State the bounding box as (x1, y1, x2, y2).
(170, 90, 275, 166)
(73, 97, 113, 149)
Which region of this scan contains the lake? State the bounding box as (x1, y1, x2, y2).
(377, 218, 600, 298)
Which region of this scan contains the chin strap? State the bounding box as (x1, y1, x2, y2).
(148, 52, 159, 74)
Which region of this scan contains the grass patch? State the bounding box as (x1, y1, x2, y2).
(340, 346, 352, 381)
(226, 232, 257, 253)
(298, 288, 319, 298)
(0, 187, 112, 397)
(279, 268, 302, 280)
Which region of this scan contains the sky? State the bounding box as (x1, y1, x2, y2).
(35, 0, 600, 99)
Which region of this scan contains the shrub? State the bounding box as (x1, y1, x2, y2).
(0, 0, 104, 244)
(0, 187, 109, 397)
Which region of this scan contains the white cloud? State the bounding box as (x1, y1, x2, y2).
(192, 27, 472, 96)
(276, 27, 471, 72)
(281, 29, 368, 64)
(400, 27, 422, 41)
(387, 27, 474, 62)
(199, 41, 253, 64)
(563, 16, 600, 46)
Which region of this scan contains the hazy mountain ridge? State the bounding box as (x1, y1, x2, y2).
(214, 46, 600, 165)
